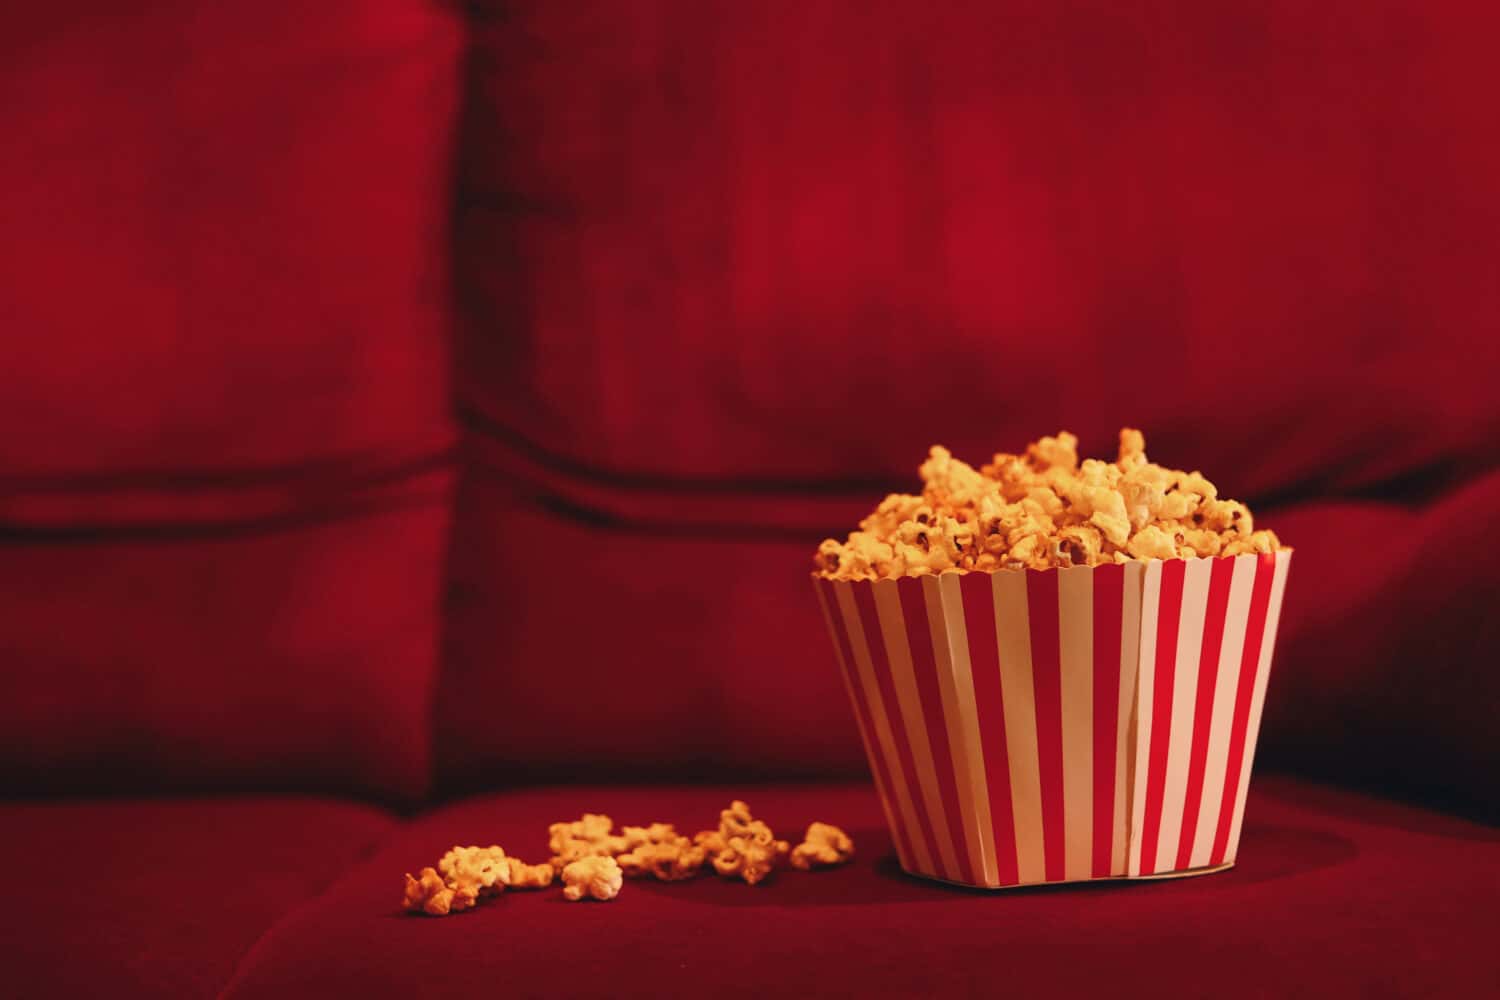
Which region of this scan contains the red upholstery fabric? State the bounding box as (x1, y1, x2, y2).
(221, 777, 1499, 998)
(438, 474, 1499, 815)
(455, 0, 1500, 496)
(1, 505, 451, 800)
(1257, 470, 1500, 816)
(438, 473, 862, 787)
(0, 797, 395, 998)
(0, 0, 461, 800)
(439, 0, 1500, 807)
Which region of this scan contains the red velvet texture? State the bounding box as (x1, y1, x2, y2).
(1, 506, 451, 800)
(439, 0, 1500, 812)
(0, 0, 461, 800)
(455, 0, 1500, 494)
(0, 798, 395, 998)
(2, 0, 1496, 815)
(219, 778, 1500, 999)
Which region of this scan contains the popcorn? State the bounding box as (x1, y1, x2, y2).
(699, 801, 790, 886)
(1180, 528, 1223, 558)
(619, 822, 681, 848)
(561, 856, 623, 902)
(1223, 528, 1280, 557)
(610, 822, 708, 881)
(1025, 431, 1079, 472)
(403, 843, 557, 915)
(716, 800, 770, 844)
(437, 845, 511, 895)
(402, 867, 479, 917)
(403, 805, 858, 913)
(790, 823, 855, 871)
(548, 813, 628, 869)
(1117, 427, 1146, 468)
(815, 429, 1283, 579)
(1125, 524, 1178, 561)
(711, 835, 787, 886)
(692, 828, 725, 854)
(503, 857, 555, 889)
(617, 839, 708, 881)
(550, 812, 616, 847)
(1055, 524, 1102, 567)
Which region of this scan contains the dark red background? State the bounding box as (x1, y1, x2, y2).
(2, 2, 1496, 996)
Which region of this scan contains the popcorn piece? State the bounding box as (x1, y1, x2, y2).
(548, 813, 627, 869)
(617, 839, 708, 882)
(919, 446, 989, 508)
(790, 822, 855, 871)
(619, 822, 682, 849)
(711, 835, 788, 886)
(717, 800, 769, 844)
(1180, 528, 1223, 558)
(1223, 528, 1281, 557)
(702, 801, 790, 886)
(813, 538, 844, 576)
(552, 813, 615, 844)
(1025, 431, 1079, 472)
(1206, 499, 1253, 537)
(561, 856, 623, 902)
(858, 493, 925, 538)
(1117, 427, 1146, 468)
(1086, 490, 1131, 548)
(1055, 524, 1102, 567)
(813, 428, 1283, 577)
(1251, 528, 1280, 552)
(1125, 524, 1178, 561)
(402, 867, 479, 917)
(438, 845, 511, 895)
(503, 856, 555, 889)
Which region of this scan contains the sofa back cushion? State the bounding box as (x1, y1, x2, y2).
(0, 0, 461, 801)
(438, 1, 1499, 812)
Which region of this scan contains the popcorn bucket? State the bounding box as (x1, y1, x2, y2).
(812, 552, 1291, 889)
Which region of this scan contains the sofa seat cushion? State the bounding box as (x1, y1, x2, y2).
(1, 797, 396, 998)
(222, 777, 1497, 998)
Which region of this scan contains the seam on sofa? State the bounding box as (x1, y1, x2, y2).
(0, 486, 453, 545)
(459, 402, 894, 496)
(0, 450, 457, 538)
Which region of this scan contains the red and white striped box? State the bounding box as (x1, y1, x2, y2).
(812, 551, 1291, 888)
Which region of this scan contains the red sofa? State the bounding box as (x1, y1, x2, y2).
(3, 2, 1496, 996)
